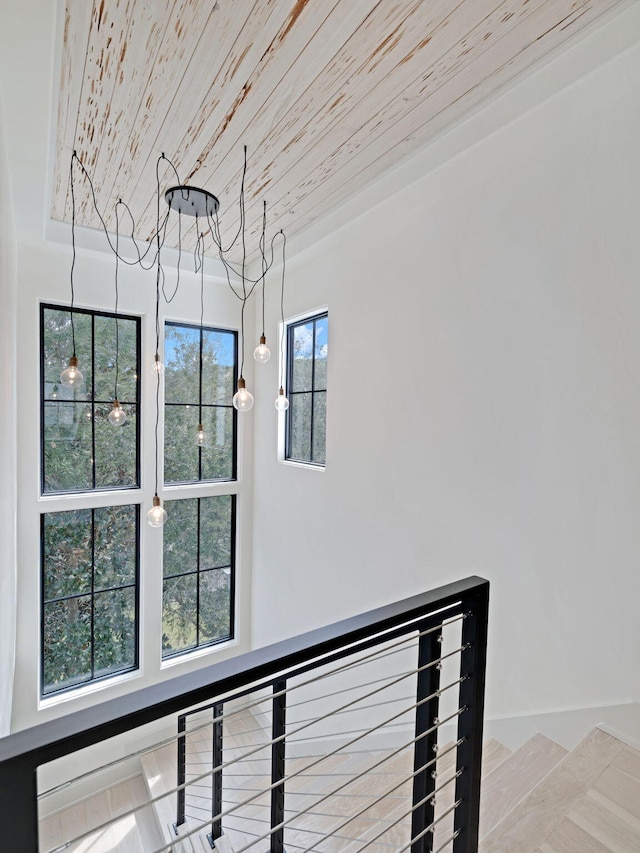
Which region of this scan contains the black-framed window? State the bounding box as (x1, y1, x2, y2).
(286, 312, 328, 465)
(41, 304, 141, 494)
(164, 322, 237, 484)
(162, 495, 235, 658)
(41, 505, 139, 696)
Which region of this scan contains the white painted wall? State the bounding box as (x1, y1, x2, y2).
(0, 101, 18, 737)
(251, 7, 640, 723)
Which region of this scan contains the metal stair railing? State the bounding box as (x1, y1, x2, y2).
(0, 575, 488, 853)
(175, 576, 489, 853)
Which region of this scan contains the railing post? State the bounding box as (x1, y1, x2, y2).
(453, 585, 490, 853)
(0, 757, 39, 852)
(176, 713, 186, 828)
(411, 623, 441, 853)
(208, 701, 224, 847)
(270, 679, 287, 853)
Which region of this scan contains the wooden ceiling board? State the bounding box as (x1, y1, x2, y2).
(156, 0, 356, 249)
(121, 0, 297, 240)
(245, 0, 624, 246)
(51, 0, 626, 261)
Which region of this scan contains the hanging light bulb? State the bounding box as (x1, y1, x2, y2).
(108, 399, 127, 426)
(232, 377, 254, 412)
(51, 384, 59, 400)
(253, 335, 271, 363)
(275, 387, 289, 411)
(196, 423, 205, 446)
(151, 353, 165, 376)
(60, 355, 84, 389)
(146, 495, 167, 528)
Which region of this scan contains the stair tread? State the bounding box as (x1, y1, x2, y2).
(479, 727, 626, 853)
(479, 732, 567, 837)
(481, 737, 512, 776)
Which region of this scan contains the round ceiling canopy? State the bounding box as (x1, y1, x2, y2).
(165, 185, 220, 218)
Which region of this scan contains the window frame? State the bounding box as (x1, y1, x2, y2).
(163, 320, 238, 485)
(284, 311, 328, 467)
(161, 494, 237, 660)
(40, 302, 142, 496)
(39, 302, 142, 699)
(40, 504, 140, 697)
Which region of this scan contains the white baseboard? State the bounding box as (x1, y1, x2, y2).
(470, 701, 640, 751)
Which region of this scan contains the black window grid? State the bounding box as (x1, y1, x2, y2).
(40, 505, 140, 697)
(162, 495, 236, 659)
(40, 303, 141, 495)
(285, 312, 328, 465)
(164, 321, 238, 484)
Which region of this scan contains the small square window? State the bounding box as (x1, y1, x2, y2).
(285, 312, 328, 466)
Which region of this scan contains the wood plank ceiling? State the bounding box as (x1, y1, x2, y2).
(52, 0, 623, 258)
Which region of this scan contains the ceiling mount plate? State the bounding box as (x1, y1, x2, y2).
(165, 185, 219, 217)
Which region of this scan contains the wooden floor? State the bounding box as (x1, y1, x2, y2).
(39, 774, 165, 853)
(39, 722, 640, 853)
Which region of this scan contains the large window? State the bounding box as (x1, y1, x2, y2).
(39, 306, 239, 697)
(164, 322, 237, 483)
(41, 305, 140, 493)
(41, 505, 139, 695)
(286, 312, 328, 465)
(40, 304, 141, 698)
(162, 495, 235, 658)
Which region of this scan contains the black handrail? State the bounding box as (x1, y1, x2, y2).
(0, 575, 489, 852)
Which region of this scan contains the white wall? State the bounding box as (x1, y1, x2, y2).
(0, 101, 18, 737)
(251, 8, 640, 723)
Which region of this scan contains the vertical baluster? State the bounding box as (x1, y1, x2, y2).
(411, 624, 442, 853)
(270, 679, 287, 853)
(176, 713, 186, 828)
(453, 584, 490, 853)
(208, 701, 224, 847)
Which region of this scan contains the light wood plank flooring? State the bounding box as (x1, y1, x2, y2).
(39, 774, 164, 853)
(39, 724, 640, 852)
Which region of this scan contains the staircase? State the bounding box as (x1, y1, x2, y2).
(138, 713, 640, 853)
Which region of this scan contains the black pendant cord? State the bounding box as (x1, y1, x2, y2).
(198, 231, 205, 429)
(162, 211, 182, 304)
(239, 146, 248, 380)
(72, 152, 172, 270)
(69, 152, 78, 357)
(260, 200, 267, 338)
(279, 231, 287, 389)
(113, 201, 122, 401)
(153, 155, 163, 499)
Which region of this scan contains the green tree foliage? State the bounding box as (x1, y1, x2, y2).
(42, 506, 138, 694)
(164, 324, 236, 482)
(40, 309, 237, 693)
(162, 495, 233, 657)
(288, 314, 328, 464)
(42, 307, 139, 492)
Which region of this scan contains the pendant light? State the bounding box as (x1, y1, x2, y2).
(195, 231, 206, 446)
(233, 377, 254, 411)
(147, 495, 167, 527)
(274, 232, 289, 412)
(61, 152, 84, 391)
(108, 201, 127, 427)
(254, 202, 271, 364)
(147, 165, 167, 528)
(253, 335, 270, 363)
